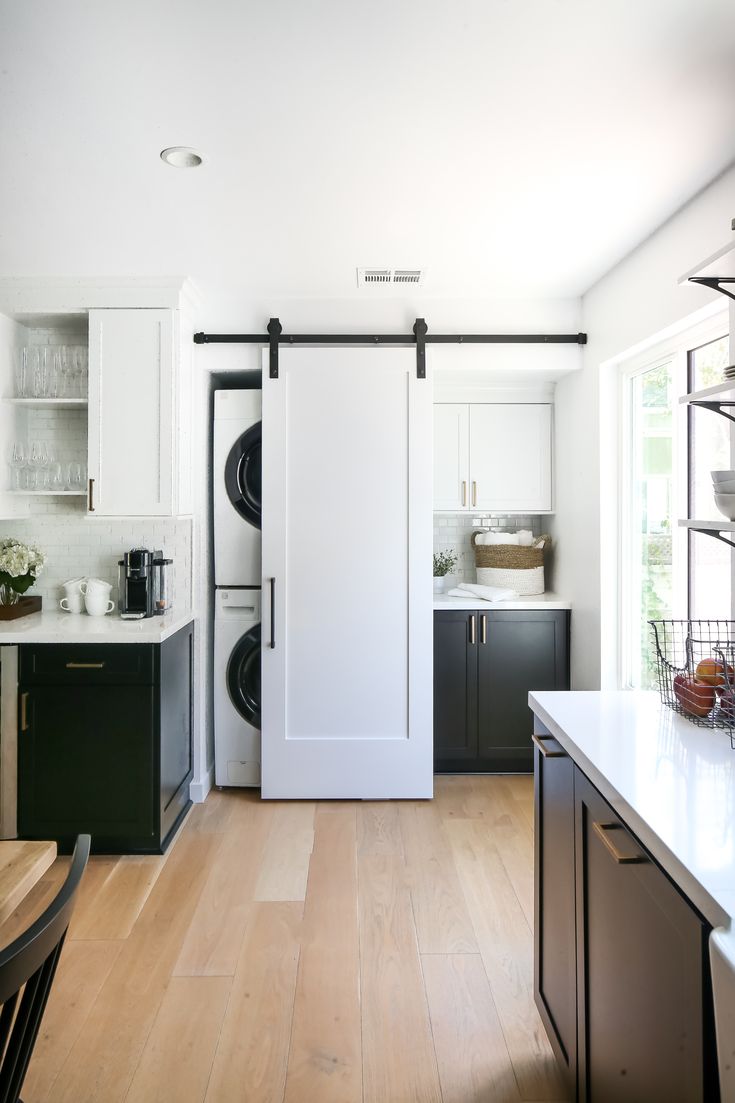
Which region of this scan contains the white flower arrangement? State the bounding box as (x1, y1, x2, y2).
(0, 538, 45, 605)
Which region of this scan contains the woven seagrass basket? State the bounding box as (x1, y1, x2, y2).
(471, 533, 551, 596)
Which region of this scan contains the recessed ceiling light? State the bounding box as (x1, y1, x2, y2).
(160, 146, 206, 168)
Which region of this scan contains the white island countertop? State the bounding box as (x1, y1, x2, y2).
(434, 592, 571, 611)
(529, 689, 735, 1101)
(0, 608, 195, 644)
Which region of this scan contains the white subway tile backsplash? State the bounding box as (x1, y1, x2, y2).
(433, 513, 545, 584)
(0, 516, 193, 612)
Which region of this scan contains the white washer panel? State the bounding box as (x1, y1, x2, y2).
(214, 587, 261, 788)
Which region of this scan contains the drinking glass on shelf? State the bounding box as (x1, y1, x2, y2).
(67, 461, 83, 491)
(29, 441, 48, 470)
(12, 347, 27, 397)
(75, 345, 88, 398)
(57, 346, 71, 397)
(27, 347, 42, 397)
(48, 461, 64, 491)
(9, 441, 25, 490)
(42, 346, 59, 397)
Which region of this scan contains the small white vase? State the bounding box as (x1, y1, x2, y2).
(433, 576, 446, 594)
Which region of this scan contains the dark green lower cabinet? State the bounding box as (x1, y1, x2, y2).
(18, 623, 193, 854)
(434, 608, 570, 772)
(534, 747, 720, 1101)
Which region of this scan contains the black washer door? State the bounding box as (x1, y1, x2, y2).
(227, 624, 261, 729)
(224, 421, 261, 528)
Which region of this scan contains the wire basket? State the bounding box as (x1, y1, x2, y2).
(649, 620, 735, 745)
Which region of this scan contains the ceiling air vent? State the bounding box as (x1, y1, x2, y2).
(357, 267, 425, 288)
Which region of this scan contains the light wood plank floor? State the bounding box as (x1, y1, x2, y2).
(2, 776, 570, 1103)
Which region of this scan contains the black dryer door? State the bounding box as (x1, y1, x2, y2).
(224, 421, 262, 528)
(227, 624, 261, 729)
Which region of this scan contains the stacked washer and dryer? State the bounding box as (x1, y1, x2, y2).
(213, 390, 263, 787)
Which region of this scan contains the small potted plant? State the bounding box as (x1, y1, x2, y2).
(0, 538, 45, 620)
(433, 549, 458, 593)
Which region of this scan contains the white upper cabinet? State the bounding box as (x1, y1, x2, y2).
(88, 308, 188, 517)
(433, 404, 470, 510)
(469, 404, 552, 512)
(434, 402, 553, 512)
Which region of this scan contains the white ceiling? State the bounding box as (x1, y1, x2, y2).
(1, 0, 734, 302)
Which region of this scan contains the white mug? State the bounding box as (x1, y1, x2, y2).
(81, 578, 112, 596)
(62, 576, 85, 595)
(84, 595, 115, 617)
(60, 594, 84, 614)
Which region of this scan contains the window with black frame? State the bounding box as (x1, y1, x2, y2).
(622, 324, 731, 688)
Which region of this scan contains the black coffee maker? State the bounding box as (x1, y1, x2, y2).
(118, 549, 172, 619)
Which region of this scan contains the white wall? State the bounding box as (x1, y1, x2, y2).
(554, 162, 735, 688)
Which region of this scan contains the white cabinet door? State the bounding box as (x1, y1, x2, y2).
(433, 403, 470, 510)
(469, 403, 552, 512)
(88, 309, 175, 516)
(261, 346, 433, 799)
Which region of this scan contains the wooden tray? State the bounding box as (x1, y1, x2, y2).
(0, 595, 42, 621)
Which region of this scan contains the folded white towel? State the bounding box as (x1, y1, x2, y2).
(446, 588, 470, 598)
(457, 582, 518, 602)
(517, 529, 534, 546)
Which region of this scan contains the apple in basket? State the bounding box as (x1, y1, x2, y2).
(695, 657, 734, 689)
(673, 674, 715, 718)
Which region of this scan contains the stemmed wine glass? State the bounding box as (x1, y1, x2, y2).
(75, 345, 88, 398)
(28, 441, 49, 490)
(12, 348, 27, 397)
(9, 441, 26, 490)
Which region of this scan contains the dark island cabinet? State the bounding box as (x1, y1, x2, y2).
(18, 623, 193, 854)
(434, 608, 569, 772)
(533, 731, 577, 1097)
(574, 770, 717, 1103)
(534, 749, 719, 1102)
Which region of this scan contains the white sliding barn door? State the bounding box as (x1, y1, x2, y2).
(261, 346, 432, 798)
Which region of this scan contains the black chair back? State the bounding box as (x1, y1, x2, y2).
(0, 835, 90, 1103)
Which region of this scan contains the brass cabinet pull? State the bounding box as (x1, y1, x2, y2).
(480, 613, 487, 644)
(469, 614, 476, 645)
(592, 821, 646, 865)
(88, 477, 95, 512)
(472, 480, 477, 507)
(20, 692, 29, 732)
(532, 733, 565, 758)
(461, 481, 467, 507)
(65, 662, 105, 669)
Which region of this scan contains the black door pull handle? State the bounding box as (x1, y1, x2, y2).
(269, 577, 276, 649)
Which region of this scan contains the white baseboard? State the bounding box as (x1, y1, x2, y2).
(189, 765, 214, 804)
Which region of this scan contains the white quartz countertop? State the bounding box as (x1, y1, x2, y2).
(0, 608, 195, 644)
(434, 592, 571, 610)
(529, 689, 735, 1102)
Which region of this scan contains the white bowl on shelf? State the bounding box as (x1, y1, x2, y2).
(711, 470, 735, 484)
(714, 493, 735, 522)
(713, 480, 735, 494)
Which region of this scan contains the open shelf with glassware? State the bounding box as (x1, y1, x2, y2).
(3, 332, 90, 511)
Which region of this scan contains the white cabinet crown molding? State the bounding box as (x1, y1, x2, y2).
(0, 276, 199, 316)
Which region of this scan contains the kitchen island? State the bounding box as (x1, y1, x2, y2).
(530, 689, 735, 1103)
